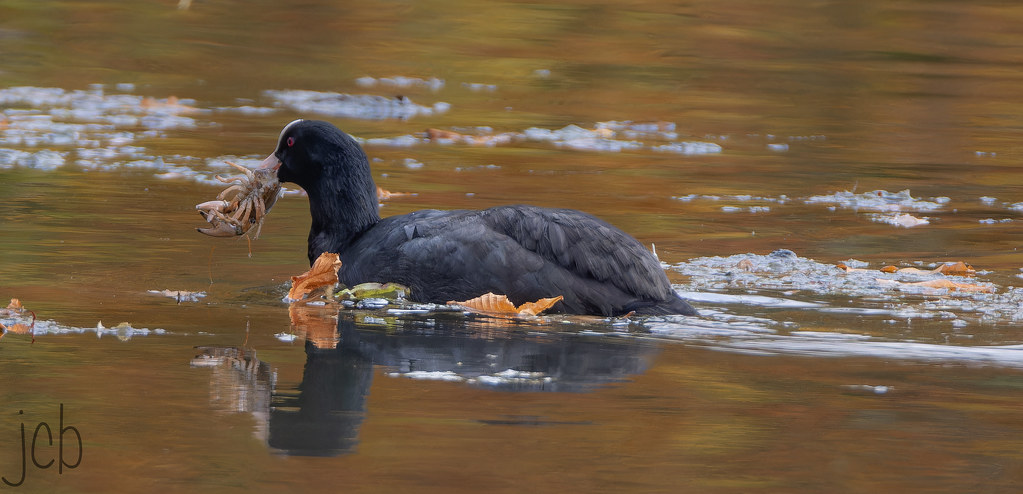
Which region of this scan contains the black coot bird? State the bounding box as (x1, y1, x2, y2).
(259, 119, 697, 317)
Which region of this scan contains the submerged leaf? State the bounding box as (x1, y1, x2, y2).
(337, 282, 409, 301)
(884, 262, 976, 276)
(875, 277, 993, 293)
(872, 213, 929, 228)
(140, 95, 197, 113)
(287, 253, 342, 302)
(448, 292, 564, 317)
(842, 261, 977, 277)
(908, 278, 991, 293)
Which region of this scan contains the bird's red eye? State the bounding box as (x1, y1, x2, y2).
(287, 136, 295, 147)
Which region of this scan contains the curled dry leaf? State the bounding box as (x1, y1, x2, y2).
(196, 161, 282, 238)
(7, 298, 23, 311)
(287, 252, 342, 302)
(448, 292, 564, 317)
(736, 259, 755, 272)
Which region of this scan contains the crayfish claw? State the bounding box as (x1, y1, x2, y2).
(195, 160, 281, 239)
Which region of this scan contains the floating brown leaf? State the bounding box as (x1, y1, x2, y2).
(377, 186, 411, 200)
(287, 253, 342, 301)
(935, 261, 975, 276)
(4, 323, 34, 334)
(0, 307, 36, 342)
(448, 292, 564, 317)
(426, 128, 463, 141)
(0, 297, 35, 342)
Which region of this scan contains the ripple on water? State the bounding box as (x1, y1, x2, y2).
(656, 250, 1023, 367)
(3, 83, 726, 188)
(804, 189, 946, 212)
(263, 89, 449, 120)
(1, 317, 170, 341)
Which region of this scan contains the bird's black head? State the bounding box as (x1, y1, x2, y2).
(260, 120, 381, 259)
(261, 119, 371, 192)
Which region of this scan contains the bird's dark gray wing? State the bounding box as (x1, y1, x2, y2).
(480, 205, 675, 302)
(340, 206, 680, 315)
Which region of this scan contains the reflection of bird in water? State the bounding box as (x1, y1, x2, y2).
(191, 312, 661, 456)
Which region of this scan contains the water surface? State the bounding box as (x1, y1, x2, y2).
(3, 1, 1023, 492)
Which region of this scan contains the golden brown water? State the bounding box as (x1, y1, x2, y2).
(3, 1, 1023, 492)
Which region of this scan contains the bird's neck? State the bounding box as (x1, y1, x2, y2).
(306, 178, 380, 261)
